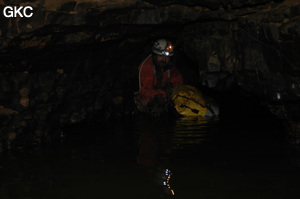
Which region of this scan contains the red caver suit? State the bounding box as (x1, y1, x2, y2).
(136, 55, 183, 108)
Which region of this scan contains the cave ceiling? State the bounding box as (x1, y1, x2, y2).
(0, 0, 300, 122)
(0, 0, 298, 51)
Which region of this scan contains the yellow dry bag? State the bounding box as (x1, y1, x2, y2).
(171, 85, 219, 117)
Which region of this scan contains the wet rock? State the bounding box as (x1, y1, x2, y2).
(19, 87, 29, 107)
(0, 106, 26, 150)
(58, 1, 77, 12)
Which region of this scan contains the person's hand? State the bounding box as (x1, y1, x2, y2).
(150, 102, 166, 117)
(148, 95, 167, 116)
(163, 82, 173, 91)
(154, 94, 166, 102)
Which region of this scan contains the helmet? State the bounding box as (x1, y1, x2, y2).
(152, 39, 174, 56)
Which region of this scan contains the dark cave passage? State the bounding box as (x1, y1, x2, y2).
(1, 0, 300, 198)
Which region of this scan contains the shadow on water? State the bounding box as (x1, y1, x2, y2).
(1, 93, 300, 199)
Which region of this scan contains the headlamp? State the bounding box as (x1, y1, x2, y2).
(166, 44, 173, 51)
(164, 51, 170, 56)
(163, 43, 174, 56)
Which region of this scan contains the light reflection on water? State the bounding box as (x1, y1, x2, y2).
(174, 117, 218, 146)
(0, 113, 300, 199)
(135, 115, 220, 198)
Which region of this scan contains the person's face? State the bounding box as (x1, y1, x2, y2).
(155, 54, 171, 68)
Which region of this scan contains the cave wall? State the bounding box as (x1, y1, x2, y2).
(1, 0, 300, 148)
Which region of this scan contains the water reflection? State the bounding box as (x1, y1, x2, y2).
(162, 169, 175, 196)
(136, 114, 218, 198)
(1, 110, 299, 199)
(136, 113, 177, 198)
(174, 117, 217, 145)
(136, 114, 176, 167)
